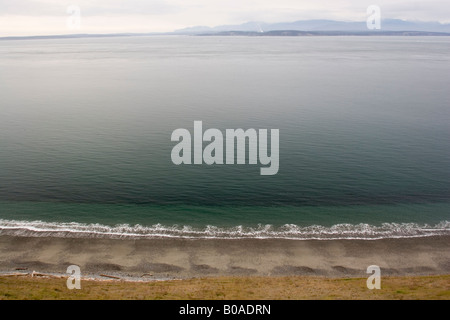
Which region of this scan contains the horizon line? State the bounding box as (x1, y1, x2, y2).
(2, 18, 450, 39)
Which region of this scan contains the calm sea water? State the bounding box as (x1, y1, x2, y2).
(0, 36, 449, 239)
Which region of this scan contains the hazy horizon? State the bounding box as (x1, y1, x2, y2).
(1, 18, 450, 39)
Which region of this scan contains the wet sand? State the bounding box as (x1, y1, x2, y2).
(0, 235, 448, 279)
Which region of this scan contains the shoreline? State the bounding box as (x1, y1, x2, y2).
(1, 217, 448, 240)
(0, 235, 448, 280)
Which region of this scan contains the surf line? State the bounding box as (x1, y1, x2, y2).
(171, 121, 279, 175)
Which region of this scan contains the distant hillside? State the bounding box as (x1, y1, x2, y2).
(197, 30, 450, 37)
(175, 19, 450, 34)
(2, 19, 450, 41)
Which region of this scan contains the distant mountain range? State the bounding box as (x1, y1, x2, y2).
(2, 19, 450, 40)
(197, 30, 450, 37)
(175, 19, 450, 34)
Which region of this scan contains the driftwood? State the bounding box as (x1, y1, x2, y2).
(31, 271, 47, 277)
(31, 271, 63, 279)
(2, 272, 62, 279)
(100, 274, 121, 280)
(1, 272, 29, 277)
(141, 273, 153, 277)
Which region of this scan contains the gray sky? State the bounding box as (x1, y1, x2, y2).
(1, 0, 449, 36)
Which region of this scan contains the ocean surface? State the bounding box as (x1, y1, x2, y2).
(0, 36, 449, 239)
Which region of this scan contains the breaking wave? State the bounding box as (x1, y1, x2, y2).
(0, 219, 449, 240)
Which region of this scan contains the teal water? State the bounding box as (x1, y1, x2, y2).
(0, 36, 449, 239)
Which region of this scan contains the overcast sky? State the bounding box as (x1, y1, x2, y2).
(1, 0, 449, 36)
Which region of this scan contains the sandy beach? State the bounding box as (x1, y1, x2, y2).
(0, 235, 448, 279)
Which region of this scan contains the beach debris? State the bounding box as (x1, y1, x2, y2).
(141, 273, 153, 277)
(15, 267, 28, 271)
(1, 272, 29, 277)
(31, 271, 47, 277)
(100, 274, 121, 280)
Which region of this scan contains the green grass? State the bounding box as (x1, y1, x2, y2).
(0, 274, 449, 300)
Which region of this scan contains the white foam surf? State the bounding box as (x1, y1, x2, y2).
(0, 219, 449, 240)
